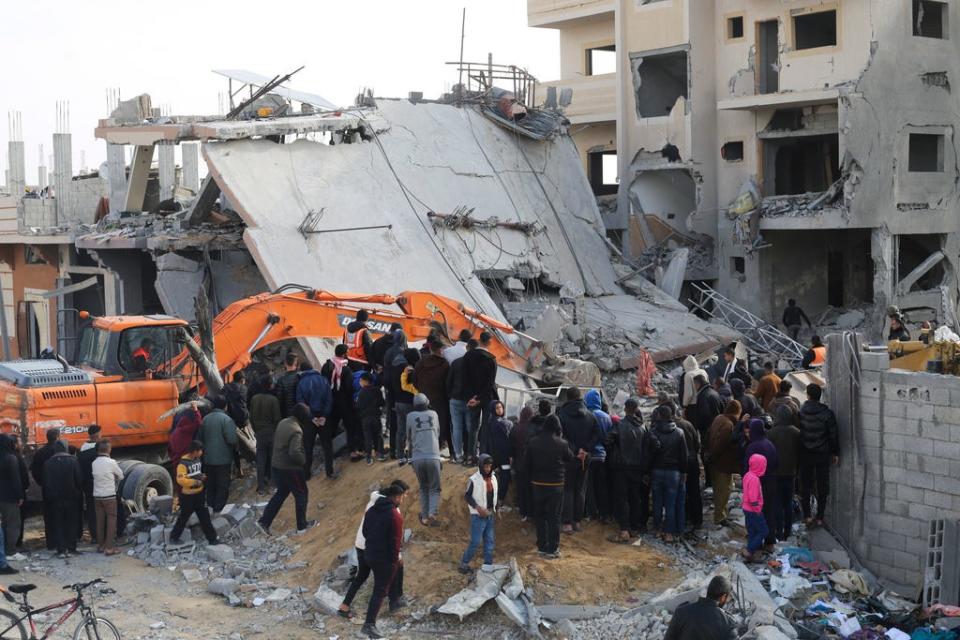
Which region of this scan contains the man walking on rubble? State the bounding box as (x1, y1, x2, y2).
(407, 394, 442, 526)
(170, 441, 220, 546)
(782, 299, 812, 342)
(257, 403, 317, 535)
(525, 408, 572, 558)
(664, 575, 737, 639)
(198, 394, 238, 512)
(798, 383, 839, 528)
(361, 483, 407, 639)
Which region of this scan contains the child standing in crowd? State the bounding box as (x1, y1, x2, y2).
(741, 453, 768, 562)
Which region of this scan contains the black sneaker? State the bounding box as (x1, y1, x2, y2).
(0, 565, 18, 575)
(295, 520, 319, 535)
(389, 596, 408, 612)
(362, 622, 384, 639)
(367, 457, 373, 466)
(458, 564, 472, 575)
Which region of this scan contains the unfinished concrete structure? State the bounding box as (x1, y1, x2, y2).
(531, 0, 960, 330)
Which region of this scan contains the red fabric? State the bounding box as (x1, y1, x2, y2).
(635, 349, 656, 397)
(168, 409, 202, 468)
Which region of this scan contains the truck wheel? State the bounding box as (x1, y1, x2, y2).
(120, 463, 173, 512)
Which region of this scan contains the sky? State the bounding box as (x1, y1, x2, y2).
(0, 0, 559, 182)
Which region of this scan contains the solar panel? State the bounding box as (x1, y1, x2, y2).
(212, 69, 337, 110)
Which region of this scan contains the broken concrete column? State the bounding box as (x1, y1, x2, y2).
(52, 133, 72, 224)
(182, 143, 200, 192)
(106, 143, 126, 215)
(7, 141, 24, 200)
(871, 227, 894, 333)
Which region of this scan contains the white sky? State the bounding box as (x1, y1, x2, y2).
(0, 0, 559, 181)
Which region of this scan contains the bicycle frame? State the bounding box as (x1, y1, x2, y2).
(11, 594, 82, 640)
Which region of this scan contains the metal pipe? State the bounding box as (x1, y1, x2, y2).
(301, 224, 392, 235)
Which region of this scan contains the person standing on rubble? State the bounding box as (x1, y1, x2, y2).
(525, 409, 572, 558)
(706, 400, 741, 528)
(677, 355, 708, 420)
(31, 428, 63, 550)
(361, 483, 407, 639)
(767, 380, 800, 426)
(607, 398, 652, 542)
(77, 425, 102, 544)
(394, 348, 421, 465)
(487, 400, 514, 503)
(170, 441, 220, 547)
(741, 453, 769, 562)
(443, 328, 473, 363)
(729, 378, 760, 419)
(557, 387, 599, 534)
(357, 372, 387, 463)
(669, 402, 702, 536)
(743, 418, 778, 551)
(257, 403, 317, 535)
(338, 479, 410, 622)
(91, 440, 124, 555)
(407, 394, 442, 526)
(321, 344, 362, 462)
(693, 376, 724, 438)
(382, 328, 408, 461)
(584, 390, 613, 524)
(296, 362, 334, 480)
(664, 575, 736, 639)
(801, 336, 827, 369)
(447, 338, 477, 465)
(463, 331, 499, 457)
(413, 339, 451, 455)
(343, 309, 373, 369)
(510, 405, 536, 520)
(0, 435, 24, 564)
(275, 352, 301, 418)
(649, 405, 687, 543)
(42, 443, 83, 558)
(767, 405, 802, 541)
(459, 454, 499, 574)
(798, 383, 839, 528)
(198, 395, 238, 512)
(250, 377, 281, 495)
(755, 362, 781, 411)
(782, 299, 812, 342)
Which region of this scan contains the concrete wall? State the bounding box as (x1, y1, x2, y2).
(829, 343, 960, 593)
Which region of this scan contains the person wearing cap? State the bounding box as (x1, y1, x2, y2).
(524, 407, 572, 558)
(407, 394, 442, 526)
(888, 313, 911, 342)
(459, 454, 498, 573)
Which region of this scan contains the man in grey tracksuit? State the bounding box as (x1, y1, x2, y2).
(407, 394, 442, 525)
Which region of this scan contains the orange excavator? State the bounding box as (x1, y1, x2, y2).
(0, 286, 541, 509)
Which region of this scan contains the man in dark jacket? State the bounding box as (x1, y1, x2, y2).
(782, 298, 811, 342)
(362, 483, 407, 639)
(767, 380, 801, 427)
(250, 378, 281, 494)
(524, 411, 573, 558)
(670, 403, 702, 534)
(321, 344, 361, 461)
(198, 395, 239, 511)
(369, 322, 402, 371)
(693, 376, 724, 437)
(557, 387, 600, 533)
(447, 339, 476, 464)
(258, 404, 315, 534)
(798, 384, 839, 527)
(296, 363, 334, 479)
(767, 405, 801, 540)
(510, 405, 536, 519)
(357, 372, 386, 463)
(0, 434, 24, 558)
(43, 446, 83, 557)
(382, 330, 409, 460)
(77, 425, 102, 543)
(729, 378, 760, 419)
(31, 427, 63, 550)
(276, 352, 300, 418)
(649, 405, 687, 543)
(413, 340, 451, 453)
(462, 331, 498, 455)
(664, 576, 736, 640)
(607, 399, 652, 541)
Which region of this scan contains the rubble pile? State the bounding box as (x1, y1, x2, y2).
(124, 497, 313, 616)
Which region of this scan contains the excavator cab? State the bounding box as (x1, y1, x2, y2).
(76, 315, 188, 380)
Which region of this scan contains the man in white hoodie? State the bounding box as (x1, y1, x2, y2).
(338, 479, 410, 620)
(677, 355, 708, 419)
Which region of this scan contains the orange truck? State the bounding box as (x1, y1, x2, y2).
(0, 286, 538, 509)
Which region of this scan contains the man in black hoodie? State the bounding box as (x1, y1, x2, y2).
(43, 445, 83, 557)
(798, 383, 839, 527)
(524, 410, 572, 558)
(361, 483, 407, 639)
(447, 339, 475, 464)
(607, 399, 652, 541)
(0, 434, 24, 559)
(649, 405, 687, 543)
(693, 376, 724, 437)
(321, 344, 361, 461)
(276, 352, 301, 418)
(31, 427, 63, 550)
(382, 329, 408, 460)
(557, 386, 600, 533)
(462, 331, 498, 455)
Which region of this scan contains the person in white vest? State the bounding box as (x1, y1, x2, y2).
(458, 454, 498, 574)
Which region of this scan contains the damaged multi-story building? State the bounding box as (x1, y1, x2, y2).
(531, 0, 960, 331)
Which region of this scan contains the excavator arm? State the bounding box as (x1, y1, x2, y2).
(171, 285, 540, 395)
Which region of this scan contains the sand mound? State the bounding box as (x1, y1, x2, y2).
(267, 458, 680, 606)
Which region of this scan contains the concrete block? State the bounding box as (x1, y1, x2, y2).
(904, 470, 936, 490)
(884, 466, 908, 484)
(921, 421, 952, 442)
(897, 485, 924, 503)
(934, 405, 960, 424)
(932, 441, 960, 459)
(882, 400, 909, 418)
(863, 446, 881, 466)
(859, 351, 889, 372)
(212, 517, 231, 538)
(149, 525, 164, 545)
(877, 514, 921, 538)
(904, 452, 922, 471)
(182, 568, 204, 583)
(886, 416, 919, 437)
(206, 544, 235, 563)
(950, 389, 960, 406)
(207, 578, 239, 596)
(861, 429, 881, 447)
(892, 549, 922, 571)
(921, 456, 951, 476)
(148, 495, 174, 517)
(929, 387, 951, 406)
(883, 499, 910, 518)
(908, 502, 938, 521)
(312, 585, 343, 614)
(905, 403, 935, 421)
(164, 526, 191, 544)
(882, 449, 905, 468)
(224, 506, 250, 525)
(925, 490, 954, 510)
(876, 530, 907, 552)
(859, 397, 881, 415)
(935, 475, 960, 494)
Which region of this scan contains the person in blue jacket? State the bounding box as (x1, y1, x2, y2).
(296, 363, 333, 480)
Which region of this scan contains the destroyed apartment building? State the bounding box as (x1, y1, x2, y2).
(0, 67, 736, 395)
(531, 0, 960, 333)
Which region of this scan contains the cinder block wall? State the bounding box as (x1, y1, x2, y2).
(837, 347, 960, 592)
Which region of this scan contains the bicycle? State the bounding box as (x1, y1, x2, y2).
(0, 578, 121, 640)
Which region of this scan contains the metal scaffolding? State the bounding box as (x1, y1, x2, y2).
(688, 282, 807, 366)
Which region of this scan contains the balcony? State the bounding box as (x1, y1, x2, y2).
(539, 74, 616, 124)
(527, 0, 614, 29)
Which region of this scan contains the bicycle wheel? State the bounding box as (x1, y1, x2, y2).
(0, 609, 27, 640)
(72, 616, 122, 640)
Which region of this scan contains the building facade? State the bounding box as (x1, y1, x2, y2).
(531, 0, 960, 327)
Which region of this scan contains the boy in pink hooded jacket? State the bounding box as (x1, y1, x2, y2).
(741, 453, 769, 562)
